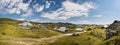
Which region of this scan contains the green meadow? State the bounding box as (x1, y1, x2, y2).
(0, 18, 120, 45)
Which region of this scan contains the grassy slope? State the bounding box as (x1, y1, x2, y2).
(0, 19, 106, 45)
(104, 33, 120, 45)
(46, 26, 107, 45)
(0, 18, 61, 45)
(48, 32, 104, 45)
(47, 26, 120, 45)
(1, 18, 120, 45)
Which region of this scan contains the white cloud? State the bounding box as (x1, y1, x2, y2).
(45, 1, 51, 9)
(17, 18, 25, 21)
(45, 1, 56, 9)
(17, 2, 30, 12)
(33, 3, 44, 12)
(21, 10, 33, 17)
(41, 0, 96, 20)
(93, 15, 102, 17)
(70, 20, 91, 24)
(30, 19, 41, 22)
(0, 0, 21, 13)
(0, 0, 54, 18)
(0, 0, 97, 21)
(8, 8, 20, 14)
(0, 0, 33, 17)
(33, 1, 53, 12)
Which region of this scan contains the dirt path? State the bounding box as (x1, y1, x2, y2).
(14, 31, 86, 45)
(37, 30, 86, 42)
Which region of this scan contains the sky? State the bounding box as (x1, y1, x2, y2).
(0, 0, 120, 24)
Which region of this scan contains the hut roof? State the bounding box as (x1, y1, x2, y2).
(76, 28, 83, 30)
(57, 27, 67, 32)
(18, 21, 33, 26)
(107, 20, 120, 30)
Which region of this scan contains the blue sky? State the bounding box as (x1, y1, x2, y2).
(0, 0, 120, 24)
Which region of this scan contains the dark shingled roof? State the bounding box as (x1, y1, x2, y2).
(107, 20, 120, 30)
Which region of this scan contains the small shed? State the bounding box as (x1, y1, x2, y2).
(54, 27, 58, 30)
(76, 28, 83, 32)
(106, 20, 120, 39)
(56, 27, 68, 32)
(18, 21, 33, 27)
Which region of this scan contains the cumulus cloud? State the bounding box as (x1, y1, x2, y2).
(17, 18, 25, 21)
(0, 0, 34, 17)
(45, 1, 51, 9)
(21, 10, 33, 17)
(33, 3, 44, 12)
(8, 8, 20, 14)
(0, 0, 96, 21)
(41, 0, 96, 20)
(33, 1, 54, 12)
(0, 0, 54, 17)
